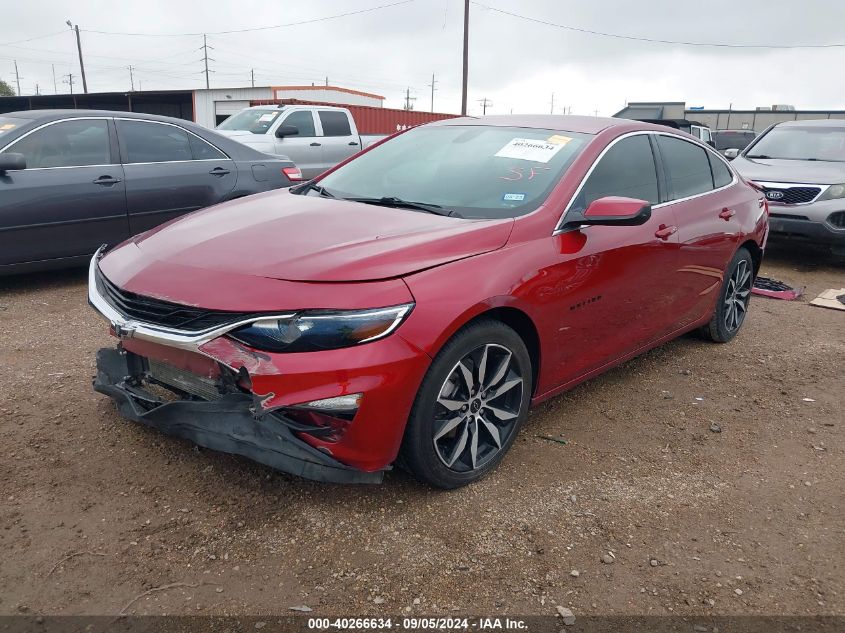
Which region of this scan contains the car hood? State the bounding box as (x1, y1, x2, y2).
(732, 156, 845, 185)
(124, 189, 514, 283)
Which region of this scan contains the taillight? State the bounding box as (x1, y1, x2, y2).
(282, 166, 303, 181)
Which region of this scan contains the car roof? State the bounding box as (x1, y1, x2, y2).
(1, 109, 200, 127)
(427, 114, 681, 135)
(776, 119, 845, 129)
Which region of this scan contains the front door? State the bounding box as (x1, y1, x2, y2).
(545, 133, 685, 385)
(0, 117, 128, 266)
(116, 119, 237, 235)
(272, 110, 323, 179)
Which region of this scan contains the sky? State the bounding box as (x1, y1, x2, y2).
(2, 0, 845, 117)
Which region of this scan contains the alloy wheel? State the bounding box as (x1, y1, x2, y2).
(432, 343, 524, 472)
(724, 258, 752, 332)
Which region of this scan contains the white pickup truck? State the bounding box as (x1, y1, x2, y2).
(215, 105, 385, 179)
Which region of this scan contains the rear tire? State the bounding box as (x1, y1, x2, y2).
(399, 320, 532, 489)
(701, 247, 754, 343)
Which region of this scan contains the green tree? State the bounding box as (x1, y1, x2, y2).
(0, 79, 15, 96)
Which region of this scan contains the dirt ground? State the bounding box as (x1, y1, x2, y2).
(1, 243, 843, 619)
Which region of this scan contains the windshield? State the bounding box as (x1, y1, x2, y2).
(0, 116, 26, 139)
(216, 109, 280, 134)
(745, 126, 845, 161)
(312, 125, 590, 219)
(713, 131, 755, 151)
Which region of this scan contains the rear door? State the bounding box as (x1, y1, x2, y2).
(317, 110, 359, 170)
(0, 117, 128, 266)
(271, 109, 323, 179)
(653, 133, 740, 326)
(546, 133, 684, 384)
(117, 119, 237, 235)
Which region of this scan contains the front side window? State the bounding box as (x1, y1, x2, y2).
(5, 119, 110, 169)
(119, 121, 192, 164)
(318, 111, 352, 137)
(216, 109, 279, 134)
(314, 125, 590, 219)
(282, 111, 316, 137)
(571, 134, 659, 212)
(656, 135, 714, 200)
(745, 125, 845, 162)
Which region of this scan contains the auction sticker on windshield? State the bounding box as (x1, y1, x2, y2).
(495, 138, 565, 163)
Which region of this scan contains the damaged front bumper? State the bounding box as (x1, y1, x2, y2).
(94, 347, 384, 484)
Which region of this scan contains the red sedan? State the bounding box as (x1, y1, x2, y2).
(89, 115, 768, 488)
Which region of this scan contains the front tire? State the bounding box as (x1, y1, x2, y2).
(399, 320, 532, 489)
(702, 247, 754, 343)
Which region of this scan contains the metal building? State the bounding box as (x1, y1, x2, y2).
(614, 101, 845, 132)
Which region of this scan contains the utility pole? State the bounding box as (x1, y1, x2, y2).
(13, 60, 21, 95)
(403, 87, 417, 111)
(52, 64, 57, 94)
(63, 73, 75, 95)
(35, 83, 40, 95)
(593, 108, 599, 117)
(325, 76, 329, 86)
(426, 73, 437, 112)
(550, 92, 555, 114)
(250, 68, 255, 88)
(128, 65, 134, 91)
(201, 34, 212, 89)
(66, 21, 88, 93)
(478, 97, 492, 115)
(461, 0, 469, 115)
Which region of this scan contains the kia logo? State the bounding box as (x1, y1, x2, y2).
(766, 190, 785, 200)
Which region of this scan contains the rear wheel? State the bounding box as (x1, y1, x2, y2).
(399, 320, 532, 489)
(701, 247, 754, 343)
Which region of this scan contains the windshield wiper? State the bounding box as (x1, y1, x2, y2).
(295, 181, 335, 198)
(745, 154, 773, 159)
(345, 196, 453, 216)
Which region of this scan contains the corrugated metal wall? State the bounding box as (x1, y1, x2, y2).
(193, 87, 274, 128)
(273, 88, 383, 107)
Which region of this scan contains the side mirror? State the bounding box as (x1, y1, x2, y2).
(275, 125, 299, 139)
(0, 152, 26, 173)
(724, 148, 739, 160)
(578, 196, 652, 227)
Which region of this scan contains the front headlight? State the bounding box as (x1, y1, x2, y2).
(229, 304, 414, 352)
(818, 184, 845, 201)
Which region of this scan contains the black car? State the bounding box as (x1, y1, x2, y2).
(0, 110, 302, 274)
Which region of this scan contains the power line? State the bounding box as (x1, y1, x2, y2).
(80, 0, 414, 37)
(471, 1, 845, 49)
(0, 30, 67, 47)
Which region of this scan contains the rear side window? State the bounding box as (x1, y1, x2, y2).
(119, 120, 192, 163)
(188, 134, 227, 160)
(319, 111, 352, 137)
(656, 135, 714, 199)
(282, 111, 316, 137)
(6, 119, 110, 168)
(708, 153, 733, 188)
(573, 134, 659, 211)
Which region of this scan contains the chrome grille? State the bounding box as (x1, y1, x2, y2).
(95, 267, 260, 332)
(147, 359, 222, 401)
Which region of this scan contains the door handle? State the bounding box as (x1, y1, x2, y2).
(209, 167, 231, 176)
(655, 224, 678, 240)
(93, 175, 121, 186)
(348, 141, 359, 146)
(719, 207, 736, 220)
(310, 142, 322, 147)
